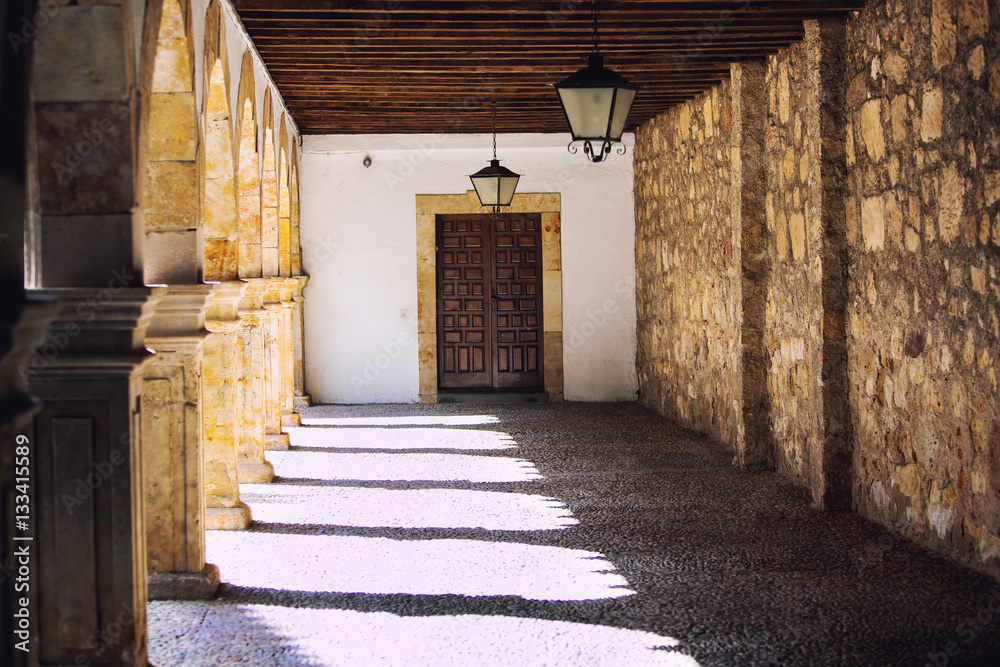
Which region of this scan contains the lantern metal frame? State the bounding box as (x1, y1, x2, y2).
(469, 101, 521, 219)
(552, 0, 639, 163)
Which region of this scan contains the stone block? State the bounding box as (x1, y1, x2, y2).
(206, 121, 235, 179)
(279, 219, 292, 254)
(890, 95, 910, 144)
(31, 6, 127, 102)
(543, 270, 563, 333)
(860, 99, 886, 161)
(34, 102, 133, 216)
(921, 87, 944, 142)
(239, 195, 262, 243)
(262, 208, 279, 248)
(148, 93, 197, 162)
(144, 161, 198, 231)
(39, 214, 134, 288)
(262, 247, 280, 277)
(932, 0, 957, 70)
(417, 269, 436, 334)
(418, 332, 437, 397)
(542, 212, 562, 271)
(862, 196, 886, 250)
(938, 163, 965, 243)
(544, 331, 564, 398)
(148, 565, 220, 601)
(239, 243, 262, 279)
(957, 0, 990, 42)
(145, 230, 200, 285)
(204, 240, 238, 282)
(789, 212, 806, 260)
(204, 177, 238, 239)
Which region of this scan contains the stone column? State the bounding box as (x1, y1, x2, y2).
(236, 279, 274, 483)
(142, 285, 220, 600)
(292, 276, 310, 411)
(203, 281, 252, 529)
(279, 278, 299, 428)
(26, 287, 160, 667)
(1, 292, 58, 666)
(262, 278, 289, 450)
(732, 61, 777, 471)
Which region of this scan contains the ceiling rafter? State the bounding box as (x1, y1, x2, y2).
(232, 0, 865, 134)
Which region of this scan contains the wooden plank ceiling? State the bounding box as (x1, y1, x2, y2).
(233, 0, 865, 135)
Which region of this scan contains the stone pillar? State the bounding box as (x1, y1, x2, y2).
(26, 288, 160, 667)
(236, 279, 274, 483)
(815, 19, 853, 511)
(279, 278, 299, 428)
(203, 281, 252, 529)
(262, 278, 289, 450)
(142, 285, 220, 599)
(1, 292, 58, 666)
(732, 61, 777, 471)
(292, 276, 310, 411)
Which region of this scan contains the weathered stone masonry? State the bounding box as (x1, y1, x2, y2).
(636, 1, 1000, 580)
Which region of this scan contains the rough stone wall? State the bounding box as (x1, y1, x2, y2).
(764, 32, 826, 490)
(634, 84, 744, 449)
(845, 0, 1000, 578)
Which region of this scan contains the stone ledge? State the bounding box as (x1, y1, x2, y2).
(264, 433, 289, 451)
(237, 460, 274, 484)
(206, 503, 252, 531)
(148, 564, 220, 601)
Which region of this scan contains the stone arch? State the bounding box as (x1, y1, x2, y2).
(278, 119, 292, 277)
(202, 2, 238, 281)
(290, 148, 302, 275)
(237, 51, 262, 278)
(261, 91, 280, 277)
(141, 0, 201, 284)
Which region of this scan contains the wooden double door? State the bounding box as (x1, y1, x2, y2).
(436, 213, 544, 390)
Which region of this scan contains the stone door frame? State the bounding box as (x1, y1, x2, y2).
(416, 191, 563, 403)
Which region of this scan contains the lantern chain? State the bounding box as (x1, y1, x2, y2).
(592, 0, 600, 53)
(491, 100, 497, 161)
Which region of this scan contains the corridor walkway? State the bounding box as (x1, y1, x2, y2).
(149, 403, 1000, 666)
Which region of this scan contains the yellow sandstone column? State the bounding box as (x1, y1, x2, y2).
(279, 278, 299, 427)
(292, 275, 310, 411)
(203, 281, 252, 529)
(262, 278, 289, 450)
(236, 279, 274, 482)
(142, 285, 220, 599)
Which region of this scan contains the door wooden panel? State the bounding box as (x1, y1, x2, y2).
(437, 215, 490, 388)
(492, 214, 543, 388)
(437, 213, 543, 391)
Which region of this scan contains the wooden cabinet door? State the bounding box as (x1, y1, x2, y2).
(437, 213, 543, 391)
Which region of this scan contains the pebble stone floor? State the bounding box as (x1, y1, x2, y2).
(149, 402, 1000, 666)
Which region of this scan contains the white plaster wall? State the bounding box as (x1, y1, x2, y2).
(301, 133, 638, 404)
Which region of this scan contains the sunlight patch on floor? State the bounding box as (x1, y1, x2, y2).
(301, 415, 501, 426)
(265, 450, 544, 483)
(149, 602, 700, 666)
(207, 531, 634, 601)
(286, 426, 518, 450)
(239, 484, 579, 530)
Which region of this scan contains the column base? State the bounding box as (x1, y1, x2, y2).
(237, 460, 275, 484)
(206, 503, 253, 530)
(293, 394, 311, 410)
(281, 412, 301, 427)
(264, 433, 290, 450)
(148, 564, 221, 601)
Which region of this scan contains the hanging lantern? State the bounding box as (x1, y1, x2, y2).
(552, 0, 638, 162)
(469, 101, 521, 217)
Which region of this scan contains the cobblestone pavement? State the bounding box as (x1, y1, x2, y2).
(149, 402, 1000, 666)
